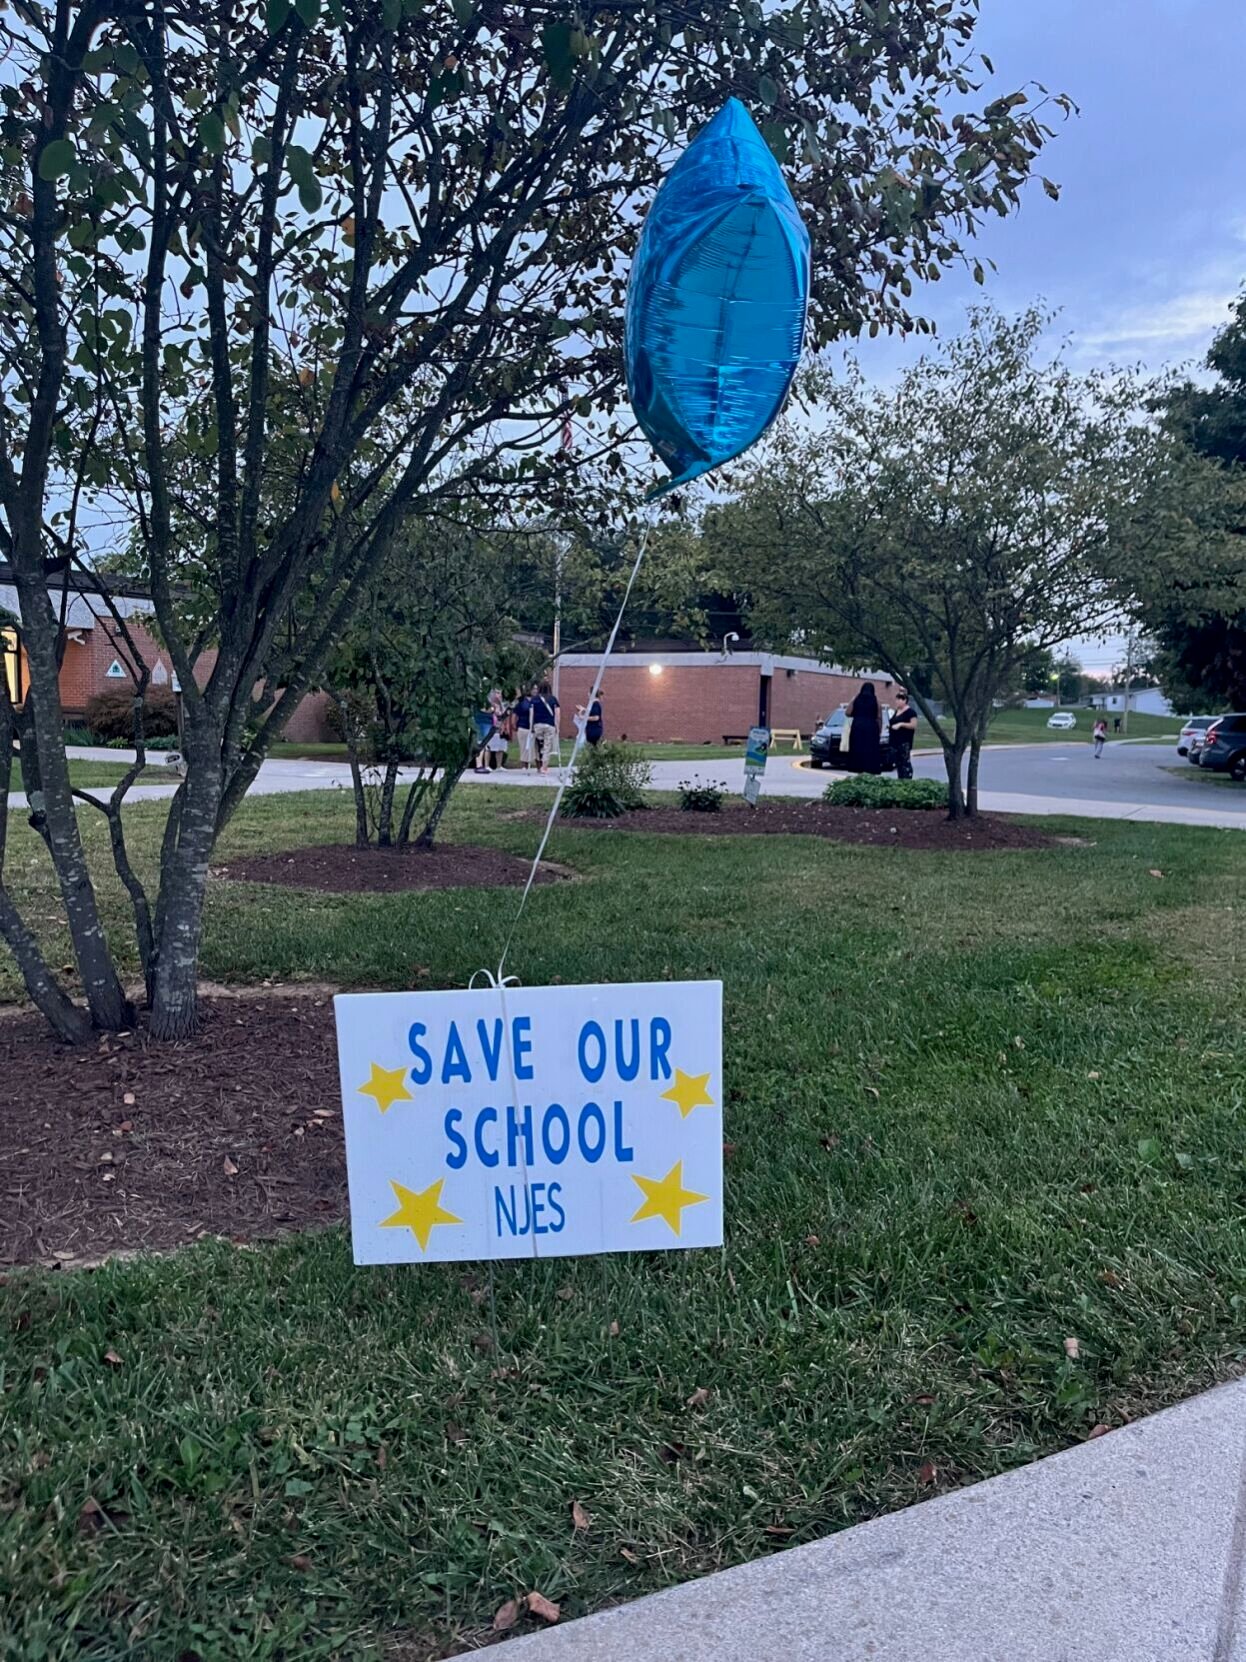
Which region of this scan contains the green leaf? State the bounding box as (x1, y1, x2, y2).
(266, 0, 292, 30)
(758, 73, 779, 108)
(451, 0, 473, 21)
(197, 112, 226, 156)
(1042, 177, 1060, 201)
(381, 0, 402, 27)
(542, 20, 574, 90)
(252, 135, 273, 166)
(37, 139, 76, 181)
(298, 179, 323, 214)
(286, 144, 314, 187)
(1137, 1137, 1162, 1164)
(294, 0, 320, 25)
(973, 262, 985, 286)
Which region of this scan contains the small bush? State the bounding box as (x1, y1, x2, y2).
(678, 779, 727, 812)
(824, 775, 949, 811)
(85, 684, 178, 742)
(561, 742, 652, 820)
(104, 732, 180, 751)
(61, 724, 94, 747)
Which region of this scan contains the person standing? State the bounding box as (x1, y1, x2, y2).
(1093, 716, 1108, 759)
(846, 681, 883, 774)
(514, 684, 536, 769)
(532, 679, 560, 773)
(582, 690, 604, 747)
(888, 687, 918, 780)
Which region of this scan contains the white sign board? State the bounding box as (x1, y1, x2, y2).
(334, 981, 723, 1263)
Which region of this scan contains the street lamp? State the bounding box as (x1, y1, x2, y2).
(648, 662, 663, 678)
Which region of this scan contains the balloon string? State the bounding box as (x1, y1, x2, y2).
(494, 513, 653, 987)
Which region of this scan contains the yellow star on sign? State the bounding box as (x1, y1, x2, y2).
(630, 1161, 708, 1237)
(660, 1068, 715, 1118)
(358, 1061, 412, 1114)
(379, 1178, 461, 1251)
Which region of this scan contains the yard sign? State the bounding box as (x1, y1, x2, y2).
(334, 981, 723, 1263)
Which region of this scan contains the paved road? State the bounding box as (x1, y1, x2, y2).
(8, 740, 1245, 830)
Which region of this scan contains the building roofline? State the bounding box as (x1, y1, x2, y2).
(558, 649, 890, 678)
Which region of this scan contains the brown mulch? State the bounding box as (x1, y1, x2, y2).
(213, 840, 565, 894)
(1, 996, 346, 1267)
(555, 801, 1054, 850)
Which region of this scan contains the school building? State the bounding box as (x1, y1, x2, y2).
(554, 651, 895, 745)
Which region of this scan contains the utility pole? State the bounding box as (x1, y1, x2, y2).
(1120, 632, 1138, 736)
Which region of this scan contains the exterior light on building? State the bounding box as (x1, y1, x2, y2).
(648, 662, 663, 677)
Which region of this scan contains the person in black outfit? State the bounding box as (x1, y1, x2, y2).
(889, 688, 918, 780)
(582, 691, 604, 747)
(846, 681, 882, 774)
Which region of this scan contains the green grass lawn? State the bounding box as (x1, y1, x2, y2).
(7, 760, 152, 792)
(977, 708, 1183, 746)
(2, 788, 1244, 1659)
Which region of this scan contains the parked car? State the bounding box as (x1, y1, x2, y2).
(809, 710, 897, 772)
(1046, 711, 1077, 730)
(1195, 714, 1246, 780)
(1178, 716, 1217, 759)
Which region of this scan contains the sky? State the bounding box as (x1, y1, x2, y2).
(840, 0, 1246, 678)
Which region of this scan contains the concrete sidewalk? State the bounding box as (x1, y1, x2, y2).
(506, 1379, 1246, 1662)
(11, 748, 1244, 832)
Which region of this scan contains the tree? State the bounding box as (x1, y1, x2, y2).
(325, 527, 540, 851)
(1053, 651, 1085, 705)
(0, 0, 1068, 1038)
(1136, 289, 1246, 710)
(711, 307, 1221, 817)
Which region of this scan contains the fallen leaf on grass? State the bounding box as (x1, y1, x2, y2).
(1087, 1424, 1112, 1440)
(222, 1156, 239, 1178)
(1100, 1268, 1121, 1288)
(685, 1386, 712, 1409)
(764, 1524, 795, 1537)
(102, 1348, 123, 1368)
(1148, 869, 1164, 879)
(526, 1591, 561, 1624)
(722, 1141, 738, 1159)
(917, 1460, 938, 1487)
(571, 1499, 590, 1532)
(555, 1284, 574, 1302)
(492, 1599, 521, 1633)
(445, 1423, 467, 1446)
(287, 1553, 312, 1572)
(620, 1546, 640, 1564)
(658, 1441, 685, 1464)
(1063, 1336, 1080, 1360)
(78, 1497, 106, 1533)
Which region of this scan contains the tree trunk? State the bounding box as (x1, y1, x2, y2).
(0, 686, 92, 1042)
(415, 759, 467, 850)
(966, 738, 983, 819)
(0, 884, 91, 1042)
(396, 767, 433, 845)
(942, 741, 969, 820)
(377, 759, 399, 848)
(148, 754, 223, 1040)
(9, 585, 132, 1031)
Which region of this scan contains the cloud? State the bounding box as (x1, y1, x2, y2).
(1077, 290, 1235, 351)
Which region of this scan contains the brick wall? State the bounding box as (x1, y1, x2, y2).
(555, 663, 763, 744)
(554, 661, 897, 745)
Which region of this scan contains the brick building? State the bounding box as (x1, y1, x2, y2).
(2, 569, 218, 718)
(554, 651, 895, 745)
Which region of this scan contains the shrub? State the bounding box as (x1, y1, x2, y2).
(678, 779, 727, 812)
(824, 775, 949, 811)
(61, 724, 94, 747)
(561, 742, 652, 820)
(104, 732, 180, 751)
(85, 683, 178, 742)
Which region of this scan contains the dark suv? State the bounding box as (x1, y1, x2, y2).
(1198, 714, 1246, 780)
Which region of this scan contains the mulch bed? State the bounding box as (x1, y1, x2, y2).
(213, 840, 564, 894)
(1, 997, 346, 1267)
(556, 801, 1053, 850)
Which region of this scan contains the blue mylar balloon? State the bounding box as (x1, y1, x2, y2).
(625, 98, 811, 497)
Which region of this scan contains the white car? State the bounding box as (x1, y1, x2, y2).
(1178, 716, 1216, 759)
(1046, 712, 1077, 730)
